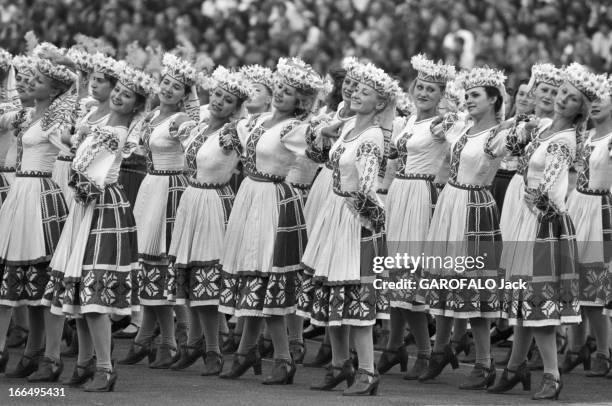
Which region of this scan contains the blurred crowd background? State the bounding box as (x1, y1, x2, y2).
(2, 0, 612, 90)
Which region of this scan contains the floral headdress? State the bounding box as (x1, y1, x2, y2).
(240, 64, 275, 92)
(0, 49, 12, 72)
(410, 54, 456, 84)
(458, 66, 507, 120)
(37, 57, 76, 87)
(92, 52, 120, 79)
(352, 62, 401, 100)
(162, 53, 196, 87)
(117, 61, 157, 97)
(208, 66, 252, 101)
(342, 56, 363, 81)
(276, 57, 324, 94)
(396, 89, 415, 116)
(66, 47, 95, 74)
(11, 55, 37, 77)
(526, 63, 563, 92)
(563, 62, 608, 102)
(443, 77, 465, 111)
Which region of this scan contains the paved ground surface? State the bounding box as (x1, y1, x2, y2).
(1, 338, 611, 406)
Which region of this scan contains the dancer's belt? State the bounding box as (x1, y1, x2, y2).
(396, 172, 435, 181)
(16, 171, 52, 178)
(447, 180, 490, 191)
(576, 187, 610, 196)
(246, 170, 285, 183)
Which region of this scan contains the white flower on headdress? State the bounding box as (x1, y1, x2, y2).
(276, 57, 324, 93)
(410, 54, 456, 84)
(37, 58, 75, 87)
(0, 49, 12, 72)
(11, 55, 36, 76)
(528, 63, 563, 90)
(240, 65, 275, 92)
(563, 62, 608, 102)
(162, 53, 197, 87)
(117, 61, 157, 97)
(210, 66, 252, 100)
(66, 47, 95, 74)
(352, 62, 401, 100)
(92, 52, 120, 79)
(444, 78, 465, 110)
(396, 90, 415, 116)
(458, 66, 506, 91)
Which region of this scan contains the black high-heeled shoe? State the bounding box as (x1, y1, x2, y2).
(303, 324, 325, 339)
(170, 339, 204, 370)
(311, 359, 356, 390)
(560, 344, 591, 373)
(149, 344, 177, 369)
(532, 373, 562, 400)
(117, 342, 155, 365)
(27, 357, 64, 382)
(490, 327, 513, 344)
(418, 344, 459, 381)
(201, 351, 224, 376)
(289, 340, 306, 364)
(258, 336, 274, 359)
(5, 350, 44, 378)
(110, 316, 131, 334)
(83, 366, 118, 392)
(219, 347, 262, 379)
(404, 354, 430, 380)
(262, 358, 296, 385)
(487, 361, 531, 393)
(0, 349, 9, 373)
(62, 357, 96, 387)
(451, 332, 473, 357)
(304, 343, 332, 368)
(586, 352, 612, 377)
(343, 369, 379, 396)
(220, 331, 240, 354)
(6, 325, 28, 348)
(376, 345, 409, 374)
(458, 360, 496, 390)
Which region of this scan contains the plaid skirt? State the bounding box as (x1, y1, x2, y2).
(501, 204, 581, 326)
(166, 183, 234, 307)
(134, 172, 188, 305)
(219, 178, 307, 317)
(0, 175, 68, 306)
(44, 182, 139, 316)
(491, 169, 516, 214)
(387, 176, 438, 312)
(425, 183, 503, 319)
(118, 154, 147, 208)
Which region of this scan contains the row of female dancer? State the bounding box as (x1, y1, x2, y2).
(0, 40, 611, 401)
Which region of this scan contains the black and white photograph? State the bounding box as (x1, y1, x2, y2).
(1, 0, 612, 405)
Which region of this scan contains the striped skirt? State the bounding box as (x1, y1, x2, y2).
(43, 182, 139, 316)
(133, 172, 188, 305)
(166, 182, 234, 307)
(0, 174, 68, 306)
(219, 177, 307, 317)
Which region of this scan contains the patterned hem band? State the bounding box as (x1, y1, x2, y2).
(324, 161, 333, 170)
(447, 180, 489, 191)
(147, 169, 185, 176)
(291, 182, 311, 190)
(56, 155, 74, 162)
(576, 187, 611, 196)
(333, 189, 352, 197)
(16, 171, 52, 178)
(396, 172, 435, 181)
(246, 170, 285, 183)
(188, 180, 229, 189)
(0, 166, 16, 172)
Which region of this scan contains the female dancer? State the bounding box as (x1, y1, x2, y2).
(0, 51, 76, 377)
(119, 53, 195, 368)
(44, 63, 154, 391)
(299, 62, 399, 396)
(166, 67, 250, 375)
(300, 58, 362, 368)
(218, 57, 323, 385)
(379, 55, 456, 380)
(560, 78, 612, 377)
(488, 63, 602, 400)
(419, 67, 507, 390)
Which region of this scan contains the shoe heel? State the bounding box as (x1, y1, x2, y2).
(399, 358, 408, 372)
(450, 356, 459, 370)
(584, 358, 591, 371)
(253, 362, 262, 376)
(370, 383, 379, 396)
(287, 375, 294, 384)
(148, 350, 156, 364)
(522, 378, 531, 391)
